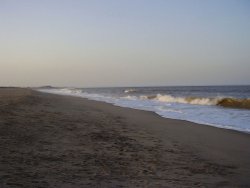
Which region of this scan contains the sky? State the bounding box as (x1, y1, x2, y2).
(0, 0, 250, 87)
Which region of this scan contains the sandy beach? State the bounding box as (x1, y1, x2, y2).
(0, 88, 250, 187)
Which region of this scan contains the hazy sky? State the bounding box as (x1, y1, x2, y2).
(1, 0, 250, 87)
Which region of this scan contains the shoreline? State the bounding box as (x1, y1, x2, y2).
(1, 88, 250, 187)
(38, 89, 250, 135)
(51, 91, 250, 162)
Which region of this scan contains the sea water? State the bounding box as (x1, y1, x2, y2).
(38, 86, 250, 133)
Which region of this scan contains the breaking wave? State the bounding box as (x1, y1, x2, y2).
(217, 98, 250, 109)
(39, 88, 250, 110)
(139, 94, 250, 109)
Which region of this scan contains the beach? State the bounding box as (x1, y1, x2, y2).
(0, 88, 250, 187)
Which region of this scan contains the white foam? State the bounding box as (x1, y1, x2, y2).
(124, 89, 136, 93)
(152, 94, 220, 105)
(122, 95, 138, 100)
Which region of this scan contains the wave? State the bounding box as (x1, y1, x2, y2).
(39, 88, 250, 110)
(217, 98, 250, 109)
(139, 94, 250, 109)
(38, 88, 83, 96)
(124, 89, 137, 93)
(140, 94, 219, 105)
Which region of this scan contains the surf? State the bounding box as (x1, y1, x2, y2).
(139, 94, 250, 110)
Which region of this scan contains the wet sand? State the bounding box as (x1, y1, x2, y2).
(0, 88, 250, 187)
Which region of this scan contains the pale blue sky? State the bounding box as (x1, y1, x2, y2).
(0, 0, 250, 87)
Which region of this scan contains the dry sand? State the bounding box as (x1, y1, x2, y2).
(0, 88, 249, 187)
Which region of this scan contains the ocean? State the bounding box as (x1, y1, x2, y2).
(38, 86, 250, 133)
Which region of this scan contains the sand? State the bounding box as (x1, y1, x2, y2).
(0, 88, 249, 187)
